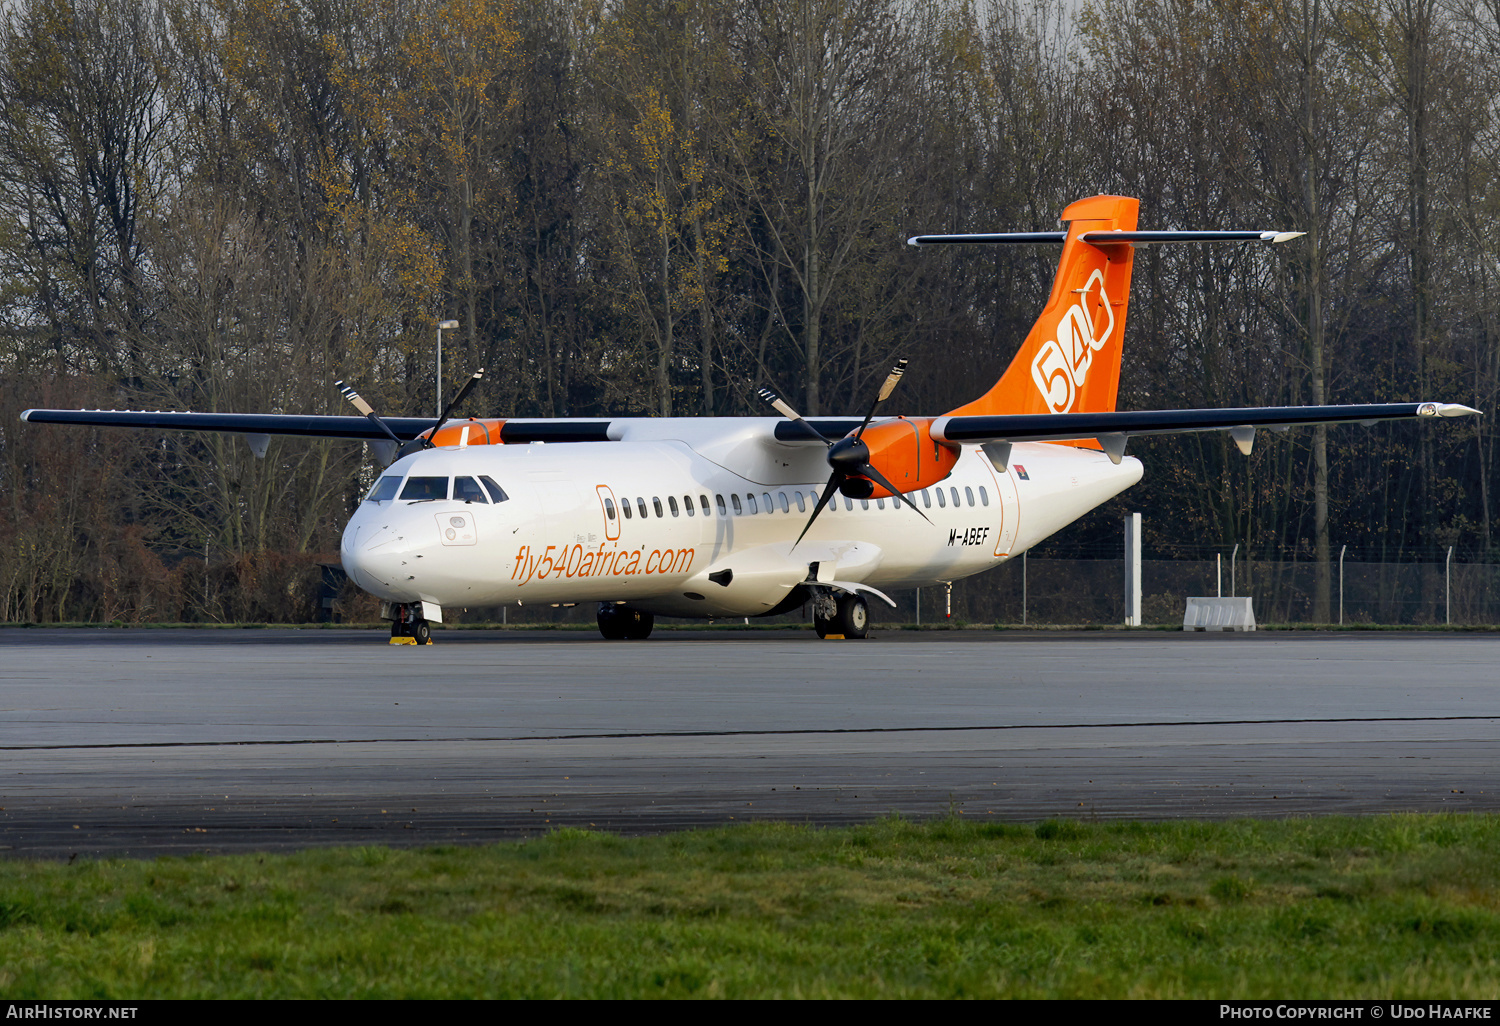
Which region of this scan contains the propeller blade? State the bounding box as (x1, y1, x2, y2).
(876, 360, 907, 403)
(759, 385, 833, 443)
(335, 380, 404, 447)
(793, 474, 844, 549)
(857, 463, 931, 523)
(438, 368, 485, 425)
(854, 358, 908, 438)
(422, 367, 486, 443)
(757, 387, 804, 424)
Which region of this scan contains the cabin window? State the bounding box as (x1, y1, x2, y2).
(637, 497, 648, 519)
(746, 494, 759, 514)
(844, 496, 854, 511)
(653, 497, 664, 517)
(731, 494, 742, 514)
(700, 495, 710, 514)
(453, 476, 488, 503)
(365, 476, 402, 502)
(603, 497, 616, 519)
(622, 497, 633, 519)
(795, 492, 806, 513)
(921, 488, 931, 508)
(479, 476, 508, 503)
(762, 492, 773, 513)
(717, 494, 728, 515)
(860, 498, 869, 511)
(668, 496, 679, 517)
(950, 487, 961, 507)
(683, 495, 694, 516)
(936, 488, 946, 508)
(876, 497, 886, 509)
(965, 486, 975, 507)
(979, 486, 989, 506)
(399, 476, 449, 501)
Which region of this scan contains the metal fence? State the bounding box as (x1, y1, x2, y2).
(915, 557, 1500, 627)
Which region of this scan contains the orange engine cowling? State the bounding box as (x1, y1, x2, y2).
(856, 417, 960, 498)
(426, 418, 506, 447)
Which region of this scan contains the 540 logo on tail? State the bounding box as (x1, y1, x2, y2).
(1030, 268, 1114, 414)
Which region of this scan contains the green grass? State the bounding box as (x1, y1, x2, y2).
(2, 814, 1498, 998)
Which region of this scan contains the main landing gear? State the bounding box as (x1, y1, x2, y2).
(388, 603, 433, 645)
(597, 603, 654, 640)
(812, 589, 869, 640)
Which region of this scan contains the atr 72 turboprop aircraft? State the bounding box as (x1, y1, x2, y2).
(22, 196, 1478, 642)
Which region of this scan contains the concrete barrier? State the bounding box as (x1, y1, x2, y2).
(1183, 596, 1256, 631)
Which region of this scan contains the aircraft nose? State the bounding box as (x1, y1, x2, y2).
(342, 516, 421, 595)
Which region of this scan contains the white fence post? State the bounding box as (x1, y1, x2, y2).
(1124, 513, 1141, 626)
(1339, 544, 1346, 625)
(1447, 546, 1454, 625)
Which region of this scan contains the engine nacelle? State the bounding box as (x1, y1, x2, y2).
(855, 417, 960, 498)
(427, 418, 505, 446)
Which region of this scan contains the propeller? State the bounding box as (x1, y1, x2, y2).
(336, 380, 404, 450)
(337, 368, 486, 463)
(760, 359, 929, 547)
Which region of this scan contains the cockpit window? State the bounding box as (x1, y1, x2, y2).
(399, 476, 450, 501)
(365, 475, 402, 502)
(453, 476, 488, 503)
(479, 476, 508, 503)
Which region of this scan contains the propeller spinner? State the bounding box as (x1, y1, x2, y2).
(760, 360, 929, 547)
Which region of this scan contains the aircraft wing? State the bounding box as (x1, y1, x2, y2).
(929, 402, 1480, 463)
(17, 409, 616, 444)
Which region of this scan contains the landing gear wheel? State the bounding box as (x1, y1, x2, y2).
(597, 605, 654, 640)
(835, 593, 869, 639)
(390, 619, 407, 639)
(597, 604, 628, 640)
(812, 590, 839, 639)
(624, 609, 654, 639)
(412, 620, 431, 645)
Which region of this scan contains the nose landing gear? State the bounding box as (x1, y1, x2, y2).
(387, 602, 434, 645)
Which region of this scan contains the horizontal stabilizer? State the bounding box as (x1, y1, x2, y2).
(907, 229, 1302, 247)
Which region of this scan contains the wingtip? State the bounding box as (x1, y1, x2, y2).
(1269, 231, 1307, 244)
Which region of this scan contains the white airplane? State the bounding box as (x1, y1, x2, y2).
(22, 195, 1478, 643)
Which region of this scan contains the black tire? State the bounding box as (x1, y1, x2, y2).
(835, 594, 869, 639)
(598, 605, 653, 640)
(596, 604, 628, 640)
(413, 620, 431, 645)
(813, 613, 835, 639)
(624, 610, 655, 640)
(390, 618, 406, 639)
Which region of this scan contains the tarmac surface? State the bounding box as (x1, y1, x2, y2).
(2, 626, 1497, 859)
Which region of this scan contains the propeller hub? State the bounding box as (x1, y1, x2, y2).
(829, 436, 870, 474)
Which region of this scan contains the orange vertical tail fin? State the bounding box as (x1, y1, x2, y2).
(946, 195, 1138, 425)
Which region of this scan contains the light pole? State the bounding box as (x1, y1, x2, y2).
(436, 319, 459, 418)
